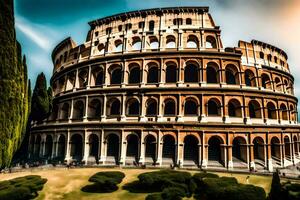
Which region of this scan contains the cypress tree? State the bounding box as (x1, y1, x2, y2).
(31, 73, 50, 121)
(268, 171, 282, 200)
(0, 0, 29, 168)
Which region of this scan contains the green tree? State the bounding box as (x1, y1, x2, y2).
(31, 73, 51, 121)
(0, 0, 29, 168)
(268, 171, 282, 200)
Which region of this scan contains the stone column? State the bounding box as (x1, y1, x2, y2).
(177, 94, 183, 122)
(227, 145, 233, 169)
(74, 69, 79, 91)
(68, 99, 74, 123)
(51, 136, 56, 159)
(157, 131, 163, 166)
(157, 95, 163, 122)
(83, 96, 88, 122)
(99, 130, 106, 163)
(121, 95, 126, 121)
(267, 143, 273, 172)
(64, 130, 71, 163)
(101, 95, 107, 121)
(83, 131, 89, 164)
(139, 130, 145, 164)
(87, 65, 91, 89)
(140, 94, 146, 122)
(120, 131, 126, 165)
(249, 144, 255, 170)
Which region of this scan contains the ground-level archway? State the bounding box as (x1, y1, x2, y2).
(208, 136, 224, 166)
(183, 135, 199, 166)
(106, 134, 120, 164)
(126, 134, 139, 164)
(44, 135, 53, 159)
(232, 137, 247, 163)
(70, 134, 83, 162)
(145, 135, 156, 163)
(88, 134, 99, 163)
(162, 135, 176, 164)
(57, 135, 66, 160)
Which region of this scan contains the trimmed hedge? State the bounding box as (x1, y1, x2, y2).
(0, 175, 47, 200)
(81, 171, 125, 193)
(281, 182, 300, 200)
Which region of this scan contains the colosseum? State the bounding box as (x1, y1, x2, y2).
(29, 7, 300, 172)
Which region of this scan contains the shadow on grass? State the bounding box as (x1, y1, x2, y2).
(122, 181, 160, 193)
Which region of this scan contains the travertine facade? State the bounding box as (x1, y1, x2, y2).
(29, 7, 300, 171)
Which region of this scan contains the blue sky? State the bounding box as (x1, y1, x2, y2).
(15, 0, 300, 98)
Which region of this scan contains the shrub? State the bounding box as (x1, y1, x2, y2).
(146, 193, 163, 200)
(161, 187, 186, 200)
(0, 175, 47, 200)
(282, 182, 300, 200)
(81, 171, 125, 193)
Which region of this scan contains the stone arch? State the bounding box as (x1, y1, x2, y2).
(126, 97, 140, 116)
(293, 135, 298, 156)
(114, 39, 123, 52)
(164, 98, 177, 116)
(271, 136, 280, 159)
(128, 63, 141, 84)
(186, 18, 192, 25)
(34, 134, 41, 157)
(132, 36, 142, 51)
(274, 77, 282, 91)
(106, 133, 120, 164)
(44, 135, 53, 159)
(149, 36, 159, 49)
(207, 98, 221, 116)
(97, 43, 105, 54)
(126, 134, 139, 163)
(166, 35, 176, 48)
(107, 98, 121, 116)
(78, 69, 88, 88)
(183, 135, 199, 165)
(248, 100, 262, 118)
(184, 97, 198, 116)
(244, 69, 256, 87)
(225, 64, 239, 85)
(290, 104, 295, 121)
(165, 61, 178, 83)
(232, 136, 247, 163)
(50, 104, 59, 121)
(88, 134, 99, 162)
(57, 134, 66, 159)
(261, 73, 272, 89)
(60, 102, 70, 120)
(206, 62, 220, 83)
(280, 103, 288, 120)
(187, 35, 199, 48)
(206, 35, 217, 48)
(88, 99, 102, 119)
(147, 62, 159, 83)
(65, 72, 75, 91)
(267, 102, 277, 119)
(109, 64, 122, 84)
(228, 99, 242, 117)
(146, 98, 158, 116)
(70, 134, 83, 161)
(91, 66, 104, 86)
(284, 136, 291, 158)
(208, 135, 225, 165)
(253, 136, 265, 162)
(73, 100, 85, 120)
(184, 62, 199, 83)
(144, 134, 156, 162)
(162, 134, 176, 164)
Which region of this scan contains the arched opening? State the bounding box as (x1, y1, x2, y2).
(164, 99, 176, 116)
(293, 136, 298, 156)
(94, 69, 104, 86)
(50, 105, 58, 121)
(166, 35, 176, 48)
(34, 135, 41, 157)
(162, 135, 176, 163)
(88, 99, 101, 119)
(106, 134, 119, 164)
(108, 98, 121, 116)
(232, 137, 247, 163)
(78, 70, 88, 88)
(253, 137, 265, 162)
(284, 136, 291, 159)
(60, 103, 70, 120)
(187, 35, 198, 48)
(245, 70, 256, 87)
(184, 64, 199, 83)
(146, 99, 158, 116)
(65, 72, 75, 91)
(275, 77, 282, 91)
(225, 64, 239, 85)
(260, 52, 264, 59)
(147, 65, 159, 83)
(132, 37, 142, 50)
(207, 98, 221, 116)
(44, 135, 53, 159)
(29, 136, 35, 156)
(165, 64, 177, 83)
(57, 135, 66, 159)
(280, 104, 288, 120)
(184, 98, 198, 116)
(128, 65, 141, 84)
(114, 40, 123, 52)
(145, 135, 156, 162)
(186, 18, 192, 25)
(271, 137, 280, 159)
(267, 102, 277, 119)
(149, 20, 155, 31)
(88, 134, 99, 162)
(206, 36, 217, 49)
(228, 99, 242, 117)
(70, 134, 83, 161)
(126, 134, 139, 163)
(127, 98, 140, 116)
(184, 135, 199, 165)
(73, 100, 84, 120)
(261, 74, 271, 89)
(149, 36, 159, 49)
(248, 100, 261, 118)
(206, 63, 219, 83)
(208, 136, 224, 165)
(98, 43, 105, 54)
(110, 66, 122, 84)
(290, 105, 295, 121)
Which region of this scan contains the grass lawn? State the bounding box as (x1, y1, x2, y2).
(0, 167, 298, 200)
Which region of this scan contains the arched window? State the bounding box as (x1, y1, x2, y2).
(280, 104, 288, 120)
(206, 63, 219, 83)
(261, 74, 271, 89)
(110, 66, 122, 84)
(132, 37, 142, 50)
(60, 103, 69, 120)
(73, 100, 84, 120)
(248, 100, 261, 118)
(206, 36, 217, 49)
(184, 64, 199, 83)
(259, 52, 264, 59)
(88, 99, 102, 119)
(149, 36, 159, 49)
(108, 98, 121, 116)
(184, 99, 198, 116)
(267, 102, 277, 119)
(228, 99, 242, 117)
(146, 99, 157, 116)
(187, 35, 198, 48)
(208, 99, 221, 116)
(78, 70, 88, 88)
(164, 99, 176, 116)
(186, 18, 192, 25)
(165, 64, 177, 83)
(128, 65, 140, 84)
(149, 20, 155, 31)
(244, 70, 256, 87)
(127, 99, 140, 116)
(147, 65, 159, 83)
(92, 67, 104, 86)
(114, 40, 123, 52)
(290, 105, 295, 121)
(166, 36, 176, 48)
(225, 65, 239, 85)
(98, 43, 105, 54)
(275, 77, 281, 91)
